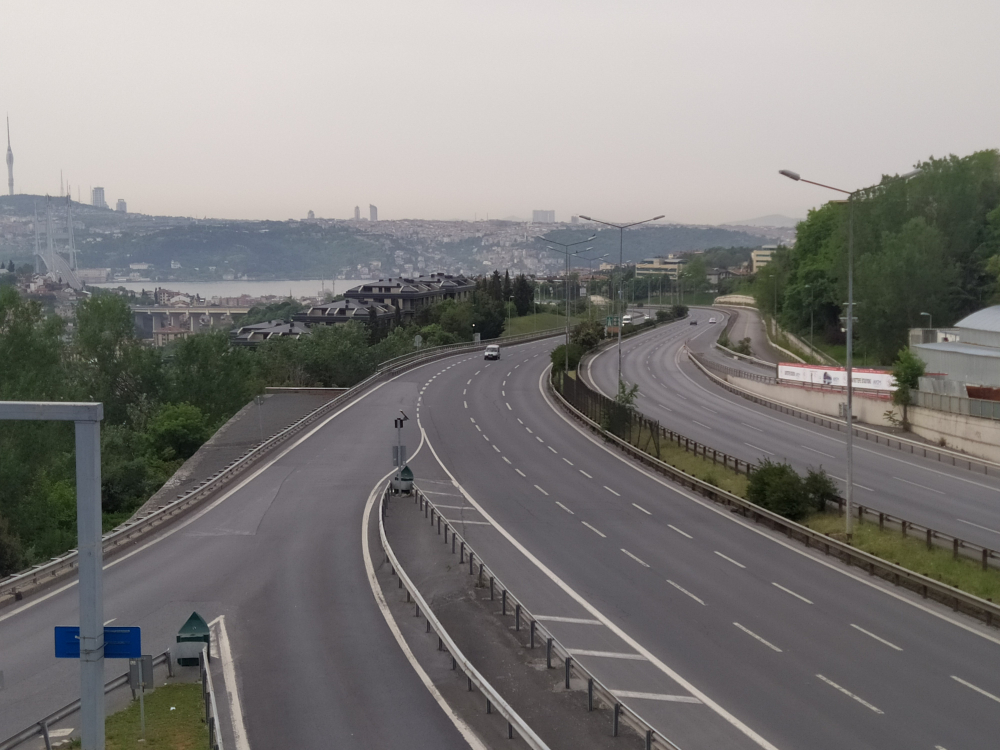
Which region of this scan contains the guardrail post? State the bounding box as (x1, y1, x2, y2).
(444, 526, 448, 544)
(515, 604, 521, 631)
(486, 698, 492, 714)
(478, 563, 484, 585)
(588, 678, 594, 711)
(926, 529, 933, 550)
(565, 656, 572, 689)
(547, 638, 553, 668)
(437, 516, 441, 535)
(490, 576, 495, 600)
(502, 589, 507, 616)
(41, 721, 52, 750)
(646, 729, 653, 749)
(530, 620, 536, 648)
(460, 541, 465, 563)
(452, 533, 456, 554)
(166, 649, 174, 678)
(613, 703, 620, 736)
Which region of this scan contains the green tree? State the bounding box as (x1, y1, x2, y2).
(502, 270, 513, 302)
(682, 256, 709, 292)
(146, 403, 212, 461)
(747, 460, 811, 520)
(571, 319, 605, 350)
(550, 343, 585, 373)
(803, 467, 839, 512)
(299, 323, 375, 386)
(169, 332, 257, 423)
(512, 274, 534, 317)
(235, 297, 305, 326)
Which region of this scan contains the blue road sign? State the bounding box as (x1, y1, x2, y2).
(54, 626, 141, 659)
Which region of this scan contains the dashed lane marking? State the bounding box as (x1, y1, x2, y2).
(951, 675, 1000, 704)
(622, 549, 650, 567)
(668, 524, 692, 539)
(580, 470, 592, 478)
(850, 624, 902, 651)
(568, 649, 646, 660)
(692, 420, 712, 430)
(515, 469, 526, 477)
(741, 422, 764, 432)
(503, 456, 511, 464)
(506, 402, 512, 410)
(563, 458, 574, 465)
(893, 476, 946, 495)
(548, 446, 558, 453)
(556, 502, 575, 514)
(734, 623, 782, 653)
(667, 580, 704, 605)
(817, 674, 884, 714)
(771, 582, 813, 604)
(604, 486, 620, 496)
(632, 503, 651, 515)
(582, 522, 606, 538)
(534, 485, 548, 495)
(956, 518, 1000, 536)
(609, 691, 701, 703)
(714, 551, 746, 569)
(744, 442, 774, 456)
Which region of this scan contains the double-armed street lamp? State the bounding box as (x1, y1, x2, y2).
(536, 233, 597, 375)
(780, 167, 921, 540)
(577, 214, 664, 385)
(579, 252, 610, 320)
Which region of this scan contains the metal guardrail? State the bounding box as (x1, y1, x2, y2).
(201, 648, 223, 750)
(0, 327, 566, 608)
(550, 372, 1000, 629)
(0, 651, 174, 750)
(391, 485, 683, 750)
(378, 486, 551, 749)
(687, 349, 1000, 477)
(912, 389, 1000, 421)
(712, 342, 778, 370)
(377, 327, 566, 371)
(696, 353, 777, 384)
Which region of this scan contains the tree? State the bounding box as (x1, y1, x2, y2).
(803, 467, 839, 512)
(550, 343, 584, 373)
(571, 319, 605, 350)
(169, 331, 257, 423)
(146, 403, 211, 461)
(239, 298, 304, 326)
(503, 270, 513, 302)
(682, 256, 709, 292)
(747, 460, 811, 520)
(512, 274, 534, 317)
(891, 347, 926, 428)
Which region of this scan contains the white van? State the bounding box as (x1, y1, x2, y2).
(622, 314, 633, 325)
(708, 317, 717, 324)
(484, 344, 501, 360)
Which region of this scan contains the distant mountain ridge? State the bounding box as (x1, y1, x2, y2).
(722, 214, 801, 228)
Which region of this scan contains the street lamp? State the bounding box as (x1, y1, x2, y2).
(536, 233, 596, 375)
(508, 295, 514, 333)
(780, 166, 921, 541)
(576, 251, 609, 321)
(578, 214, 664, 385)
(920, 311, 932, 329)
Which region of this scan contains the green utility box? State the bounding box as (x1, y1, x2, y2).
(175, 611, 211, 666)
(392, 465, 414, 494)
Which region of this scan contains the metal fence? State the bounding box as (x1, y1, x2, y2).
(912, 389, 1000, 421)
(201, 648, 224, 750)
(391, 486, 683, 750)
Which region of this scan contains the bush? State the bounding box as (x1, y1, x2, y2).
(551, 343, 585, 373)
(571, 320, 605, 350)
(655, 309, 671, 322)
(804, 467, 839, 512)
(747, 460, 812, 520)
(146, 403, 211, 461)
(671, 304, 689, 318)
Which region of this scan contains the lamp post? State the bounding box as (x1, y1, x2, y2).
(780, 166, 921, 540)
(920, 311, 932, 330)
(536, 233, 596, 375)
(578, 252, 609, 321)
(578, 214, 664, 386)
(508, 295, 514, 333)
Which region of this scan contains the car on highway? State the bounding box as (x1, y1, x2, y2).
(622, 314, 633, 324)
(689, 319, 698, 325)
(708, 317, 717, 324)
(484, 344, 501, 360)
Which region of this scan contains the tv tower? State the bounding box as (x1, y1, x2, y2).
(6, 117, 12, 196)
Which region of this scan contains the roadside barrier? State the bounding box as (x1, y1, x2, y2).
(0, 651, 174, 750)
(0, 328, 564, 608)
(379, 485, 552, 749)
(387, 485, 684, 750)
(549, 370, 1000, 630)
(201, 647, 224, 750)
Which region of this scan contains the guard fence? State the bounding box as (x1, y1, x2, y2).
(383, 484, 684, 750)
(0, 326, 565, 608)
(201, 648, 224, 750)
(549, 371, 1000, 628)
(912, 389, 1000, 422)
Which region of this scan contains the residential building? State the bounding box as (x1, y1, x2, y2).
(532, 210, 555, 224)
(370, 204, 378, 222)
(293, 299, 395, 326)
(354, 205, 360, 220)
(116, 199, 127, 213)
(76, 268, 112, 283)
(751, 245, 778, 273)
(91, 187, 108, 209)
(153, 325, 193, 348)
(344, 273, 475, 320)
(231, 319, 311, 346)
(636, 255, 687, 279)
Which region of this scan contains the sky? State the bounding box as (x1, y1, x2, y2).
(4, 1, 999, 225)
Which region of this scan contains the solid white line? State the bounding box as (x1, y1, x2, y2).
(582, 522, 606, 538)
(533, 615, 603, 624)
(568, 649, 647, 660)
(535, 485, 549, 495)
(604, 486, 620, 496)
(515, 469, 526, 477)
(734, 622, 782, 652)
(804, 447, 835, 459)
(956, 518, 1000, 536)
(210, 615, 251, 750)
(816, 674, 884, 714)
(668, 524, 692, 539)
(714, 551, 746, 569)
(556, 502, 575, 514)
(893, 476, 946, 495)
(622, 549, 650, 567)
(951, 675, 1000, 704)
(692, 420, 712, 430)
(772, 582, 813, 604)
(744, 442, 774, 456)
(580, 470, 592, 478)
(610, 691, 701, 703)
(667, 579, 705, 605)
(850, 624, 902, 651)
(632, 503, 651, 515)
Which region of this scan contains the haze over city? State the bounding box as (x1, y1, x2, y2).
(4, 0, 999, 224)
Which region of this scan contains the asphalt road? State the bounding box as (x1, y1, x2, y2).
(409, 332, 1000, 750)
(0, 364, 476, 749)
(584, 307, 1000, 551)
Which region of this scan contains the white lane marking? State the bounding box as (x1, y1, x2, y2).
(850, 624, 902, 651)
(658, 403, 673, 412)
(209, 615, 252, 750)
(534, 615, 602, 624)
(526, 427, 533, 433)
(744, 442, 774, 456)
(475, 370, 481, 375)
(517, 418, 524, 424)
(534, 485, 549, 495)
(476, 425, 482, 432)
(667, 579, 705, 605)
(741, 422, 764, 432)
(804, 446, 836, 459)
(464, 401, 468, 408)
(676, 393, 687, 400)
(772, 582, 813, 604)
(828, 475, 875, 491)
(604, 486, 621, 496)
(714, 551, 746, 569)
(360, 475, 488, 750)
(580, 470, 593, 478)
(467, 379, 472, 385)
(507, 371, 512, 377)
(443, 519, 493, 525)
(515, 364, 520, 369)
(632, 503, 651, 515)
(563, 458, 574, 466)
(536, 436, 545, 443)
(470, 417, 476, 423)
(483, 434, 490, 442)
(425, 419, 786, 750)
(622, 549, 650, 567)
(548, 446, 558, 453)
(556, 502, 575, 514)
(668, 524, 693, 539)
(434, 504, 479, 510)
(582, 522, 606, 538)
(463, 389, 466, 395)
(734, 622, 782, 653)
(502, 391, 505, 397)
(515, 469, 526, 477)
(503, 380, 506, 386)
(951, 675, 1000, 704)
(893, 476, 946, 495)
(692, 420, 712, 430)
(506, 402, 512, 410)
(956, 518, 1000, 536)
(703, 406, 719, 414)
(816, 674, 884, 714)
(492, 445, 500, 453)
(610, 691, 702, 703)
(568, 649, 647, 660)
(503, 456, 511, 464)
(103, 618, 116, 625)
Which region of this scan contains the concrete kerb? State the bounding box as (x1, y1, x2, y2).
(394, 485, 684, 750)
(547, 371, 1000, 630)
(0, 329, 565, 609)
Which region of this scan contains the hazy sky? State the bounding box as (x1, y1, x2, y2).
(4, 1, 999, 224)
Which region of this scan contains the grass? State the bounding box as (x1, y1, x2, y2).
(68, 683, 209, 749)
(502, 312, 582, 337)
(805, 512, 1000, 601)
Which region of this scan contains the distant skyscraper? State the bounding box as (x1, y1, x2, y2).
(307, 209, 315, 220)
(532, 210, 555, 224)
(116, 199, 127, 213)
(354, 205, 360, 220)
(6, 117, 13, 196)
(570, 215, 579, 224)
(91, 187, 107, 209)
(370, 204, 378, 222)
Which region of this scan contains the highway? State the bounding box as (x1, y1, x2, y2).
(410, 330, 1000, 750)
(584, 307, 1000, 551)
